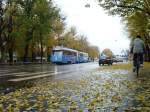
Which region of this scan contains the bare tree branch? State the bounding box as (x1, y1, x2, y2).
(115, 4, 150, 16)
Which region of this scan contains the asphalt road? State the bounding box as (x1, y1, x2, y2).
(0, 62, 99, 84)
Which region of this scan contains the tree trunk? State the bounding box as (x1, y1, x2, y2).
(7, 15, 13, 65)
(0, 48, 5, 63)
(145, 44, 150, 62)
(40, 40, 43, 64)
(23, 44, 29, 63)
(147, 46, 150, 62)
(31, 44, 36, 62)
(23, 28, 34, 63)
(47, 47, 51, 62)
(39, 32, 43, 64)
(0, 26, 6, 63)
(31, 49, 35, 62)
(8, 47, 13, 65)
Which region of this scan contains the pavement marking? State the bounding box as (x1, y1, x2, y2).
(0, 72, 27, 77)
(0, 71, 56, 77)
(8, 73, 55, 82)
(15, 71, 55, 77)
(0, 70, 10, 71)
(8, 70, 76, 82)
(15, 70, 75, 77)
(0, 69, 18, 71)
(0, 71, 63, 77)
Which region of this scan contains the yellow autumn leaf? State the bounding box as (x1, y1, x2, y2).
(7, 104, 14, 112)
(111, 95, 121, 102)
(135, 95, 145, 101)
(0, 104, 3, 112)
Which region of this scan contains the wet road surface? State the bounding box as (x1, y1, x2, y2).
(0, 62, 99, 84)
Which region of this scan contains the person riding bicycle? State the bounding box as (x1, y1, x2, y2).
(130, 35, 146, 72)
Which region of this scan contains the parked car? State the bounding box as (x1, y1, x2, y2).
(99, 55, 113, 66)
(117, 59, 123, 62)
(113, 58, 118, 63)
(113, 58, 123, 63)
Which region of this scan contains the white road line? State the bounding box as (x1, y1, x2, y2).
(15, 70, 74, 77)
(0, 71, 55, 77)
(8, 70, 75, 82)
(0, 69, 18, 71)
(15, 71, 54, 77)
(0, 70, 10, 71)
(8, 73, 55, 82)
(0, 72, 27, 76)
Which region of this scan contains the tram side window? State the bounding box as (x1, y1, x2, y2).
(53, 51, 62, 56)
(79, 53, 83, 57)
(73, 52, 78, 56)
(63, 51, 77, 56)
(63, 51, 72, 55)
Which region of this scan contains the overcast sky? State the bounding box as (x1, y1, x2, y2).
(53, 0, 130, 55)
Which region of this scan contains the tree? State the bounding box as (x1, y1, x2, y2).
(32, 0, 63, 63)
(77, 35, 89, 52)
(98, 0, 150, 37)
(0, 0, 7, 63)
(123, 12, 149, 38)
(57, 27, 77, 48)
(98, 0, 150, 61)
(101, 48, 113, 58)
(46, 18, 65, 62)
(87, 46, 100, 59)
(17, 0, 36, 63)
(0, 0, 22, 64)
(14, 0, 63, 63)
(99, 0, 150, 17)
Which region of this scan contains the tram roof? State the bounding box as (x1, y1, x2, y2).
(53, 46, 78, 52)
(79, 51, 88, 55)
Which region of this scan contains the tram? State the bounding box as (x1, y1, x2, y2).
(51, 46, 89, 64)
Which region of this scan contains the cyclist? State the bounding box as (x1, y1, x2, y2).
(130, 35, 146, 72)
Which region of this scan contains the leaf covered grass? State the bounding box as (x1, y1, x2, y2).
(98, 62, 132, 71)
